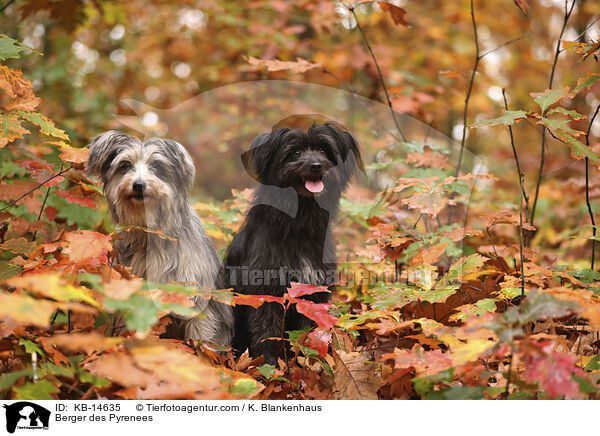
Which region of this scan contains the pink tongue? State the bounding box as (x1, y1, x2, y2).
(305, 180, 324, 193)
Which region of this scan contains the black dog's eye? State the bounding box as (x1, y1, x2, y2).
(294, 150, 302, 157)
(320, 148, 327, 154)
(117, 161, 133, 171)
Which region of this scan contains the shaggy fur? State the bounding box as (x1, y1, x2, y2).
(225, 123, 362, 363)
(87, 131, 233, 345)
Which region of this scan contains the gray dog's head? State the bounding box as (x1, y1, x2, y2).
(87, 131, 195, 228)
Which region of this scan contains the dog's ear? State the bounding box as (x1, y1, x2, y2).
(241, 129, 290, 182)
(323, 123, 364, 174)
(87, 131, 138, 179)
(146, 138, 196, 188)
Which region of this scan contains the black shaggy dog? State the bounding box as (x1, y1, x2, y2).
(225, 121, 362, 363)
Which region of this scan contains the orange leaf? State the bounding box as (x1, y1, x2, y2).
(410, 242, 448, 266)
(61, 230, 113, 264)
(245, 56, 322, 74)
(0, 65, 40, 111)
(59, 145, 89, 165)
(406, 147, 452, 170)
(440, 225, 484, 241)
(233, 294, 285, 309)
(287, 282, 330, 298)
(294, 300, 337, 330)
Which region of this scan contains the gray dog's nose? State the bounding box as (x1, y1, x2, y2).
(132, 180, 146, 192)
(311, 163, 322, 172)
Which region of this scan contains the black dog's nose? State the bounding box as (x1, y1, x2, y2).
(311, 163, 322, 172)
(132, 180, 146, 192)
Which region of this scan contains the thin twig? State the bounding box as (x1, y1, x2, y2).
(448, 0, 480, 225)
(518, 173, 525, 296)
(455, 0, 480, 178)
(479, 33, 529, 59)
(502, 89, 529, 220)
(0, 0, 15, 13)
(0, 166, 71, 212)
(504, 346, 514, 398)
(585, 103, 600, 270)
(485, 228, 510, 275)
(345, 3, 407, 142)
(530, 0, 576, 228)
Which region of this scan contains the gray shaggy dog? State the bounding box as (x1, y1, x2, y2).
(86, 131, 233, 346)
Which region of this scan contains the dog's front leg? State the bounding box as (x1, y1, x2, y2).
(247, 302, 284, 365)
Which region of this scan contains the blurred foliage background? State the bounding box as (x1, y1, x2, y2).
(1, 0, 600, 400)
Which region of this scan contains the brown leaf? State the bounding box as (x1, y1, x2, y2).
(0, 180, 38, 201)
(480, 209, 535, 230)
(378, 2, 409, 27)
(332, 350, 381, 399)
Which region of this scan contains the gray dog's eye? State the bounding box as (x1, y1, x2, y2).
(118, 161, 133, 171)
(294, 150, 301, 157)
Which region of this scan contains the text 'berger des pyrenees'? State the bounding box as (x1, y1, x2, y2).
(87, 131, 233, 346)
(226, 121, 362, 364)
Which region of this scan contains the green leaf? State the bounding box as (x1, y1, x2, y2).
(569, 72, 600, 98)
(17, 111, 69, 141)
(413, 368, 454, 397)
(485, 386, 506, 399)
(229, 378, 261, 397)
(0, 160, 26, 177)
(103, 295, 160, 334)
(0, 112, 29, 147)
(78, 369, 111, 387)
(425, 385, 484, 400)
(530, 88, 569, 113)
(471, 110, 529, 128)
(507, 390, 533, 400)
(546, 107, 586, 120)
(442, 253, 486, 284)
(418, 286, 459, 304)
(452, 298, 498, 322)
(0, 369, 32, 390)
(13, 379, 59, 400)
(573, 375, 598, 394)
(515, 291, 577, 325)
(19, 338, 45, 356)
(257, 364, 276, 380)
(0, 35, 24, 61)
(585, 355, 600, 371)
(536, 116, 600, 167)
(0, 260, 22, 280)
(47, 195, 100, 229)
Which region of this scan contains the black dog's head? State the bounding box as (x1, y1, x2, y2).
(241, 122, 363, 198)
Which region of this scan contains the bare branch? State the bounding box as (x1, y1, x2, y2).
(345, 3, 407, 142)
(585, 103, 600, 270)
